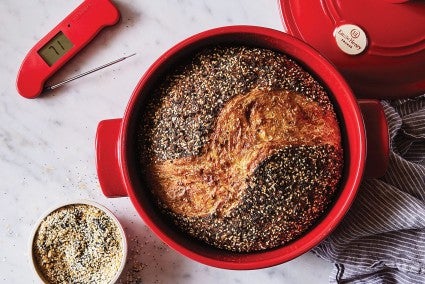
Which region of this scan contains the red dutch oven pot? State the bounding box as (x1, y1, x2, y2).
(95, 26, 389, 269)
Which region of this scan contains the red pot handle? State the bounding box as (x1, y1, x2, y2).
(95, 118, 128, 197)
(358, 99, 390, 179)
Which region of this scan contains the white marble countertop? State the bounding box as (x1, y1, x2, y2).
(0, 0, 333, 283)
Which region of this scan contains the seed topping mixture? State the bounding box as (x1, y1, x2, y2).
(136, 45, 343, 252)
(32, 204, 124, 284)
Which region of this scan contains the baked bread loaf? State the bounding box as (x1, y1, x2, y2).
(137, 46, 343, 252)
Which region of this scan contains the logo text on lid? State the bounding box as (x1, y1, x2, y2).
(334, 24, 368, 55)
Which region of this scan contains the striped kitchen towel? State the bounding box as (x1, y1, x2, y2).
(313, 95, 425, 284)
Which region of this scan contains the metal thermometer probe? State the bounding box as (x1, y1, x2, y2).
(43, 53, 136, 93)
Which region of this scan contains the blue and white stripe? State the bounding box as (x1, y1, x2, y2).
(313, 95, 425, 284)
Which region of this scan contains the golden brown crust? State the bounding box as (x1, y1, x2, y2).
(148, 89, 341, 218)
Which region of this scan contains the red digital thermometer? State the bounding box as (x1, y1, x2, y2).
(16, 0, 120, 99)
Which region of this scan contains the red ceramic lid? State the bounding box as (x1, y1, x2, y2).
(279, 0, 425, 99)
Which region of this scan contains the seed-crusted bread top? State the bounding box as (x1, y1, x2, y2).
(137, 46, 343, 252)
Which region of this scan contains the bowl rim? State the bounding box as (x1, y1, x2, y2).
(119, 25, 365, 269)
(29, 199, 128, 283)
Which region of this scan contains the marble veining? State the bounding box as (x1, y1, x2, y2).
(0, 0, 332, 283)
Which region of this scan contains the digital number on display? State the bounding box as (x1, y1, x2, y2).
(38, 32, 74, 66)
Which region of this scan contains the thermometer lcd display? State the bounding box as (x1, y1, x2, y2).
(38, 32, 73, 66)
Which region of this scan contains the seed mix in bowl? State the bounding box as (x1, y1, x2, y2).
(32, 203, 125, 284)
